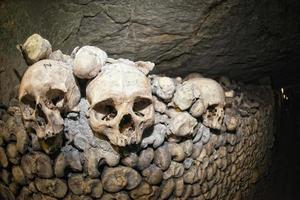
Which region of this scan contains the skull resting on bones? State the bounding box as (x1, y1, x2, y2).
(18, 59, 81, 139)
(86, 61, 155, 147)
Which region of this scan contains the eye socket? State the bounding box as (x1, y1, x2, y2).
(46, 89, 65, 107)
(133, 97, 152, 117)
(20, 94, 36, 118)
(93, 98, 117, 121)
(36, 103, 47, 126)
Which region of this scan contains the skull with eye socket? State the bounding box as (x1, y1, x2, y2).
(86, 61, 155, 147)
(18, 60, 81, 140)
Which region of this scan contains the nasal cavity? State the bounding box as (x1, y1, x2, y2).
(119, 114, 135, 133)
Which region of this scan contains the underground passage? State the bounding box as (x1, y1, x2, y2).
(1, 0, 300, 199)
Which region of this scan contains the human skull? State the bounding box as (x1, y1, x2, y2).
(193, 78, 225, 130)
(18, 59, 81, 139)
(174, 76, 225, 130)
(86, 61, 155, 147)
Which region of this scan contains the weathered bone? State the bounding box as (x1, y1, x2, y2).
(15, 128, 29, 154)
(6, 142, 21, 165)
(151, 75, 176, 101)
(129, 181, 159, 200)
(168, 142, 185, 162)
(100, 192, 130, 200)
(0, 146, 8, 168)
(183, 165, 199, 184)
(163, 161, 184, 179)
(190, 99, 206, 117)
(141, 123, 168, 148)
(21, 152, 53, 179)
(1, 169, 11, 185)
(160, 179, 175, 200)
(49, 50, 73, 66)
(121, 152, 139, 168)
(68, 173, 103, 198)
(180, 140, 193, 157)
(35, 178, 67, 198)
(137, 147, 154, 170)
(153, 96, 167, 113)
(154, 144, 171, 170)
(32, 193, 57, 200)
(12, 166, 26, 185)
(20, 34, 52, 65)
(174, 177, 185, 197)
(73, 46, 107, 79)
(101, 166, 141, 193)
(135, 61, 155, 75)
(142, 164, 163, 185)
(166, 109, 197, 137)
(193, 123, 208, 143)
(54, 145, 83, 177)
(0, 183, 15, 200)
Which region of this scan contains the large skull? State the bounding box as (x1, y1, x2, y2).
(18, 59, 81, 139)
(86, 61, 155, 147)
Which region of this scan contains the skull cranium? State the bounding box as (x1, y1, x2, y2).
(86, 61, 155, 147)
(18, 59, 81, 139)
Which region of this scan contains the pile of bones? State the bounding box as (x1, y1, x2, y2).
(0, 34, 274, 200)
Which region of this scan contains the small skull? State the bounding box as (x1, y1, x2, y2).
(18, 60, 81, 139)
(194, 77, 225, 130)
(86, 61, 155, 147)
(202, 105, 225, 130)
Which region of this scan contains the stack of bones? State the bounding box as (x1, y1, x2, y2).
(0, 34, 274, 200)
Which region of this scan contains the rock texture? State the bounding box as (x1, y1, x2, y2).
(1, 0, 300, 104)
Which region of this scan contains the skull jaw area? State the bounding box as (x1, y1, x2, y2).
(92, 122, 143, 147)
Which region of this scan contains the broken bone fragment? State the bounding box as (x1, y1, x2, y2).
(54, 145, 83, 177)
(20, 33, 52, 65)
(49, 49, 73, 66)
(141, 123, 168, 148)
(135, 60, 155, 75)
(84, 145, 120, 178)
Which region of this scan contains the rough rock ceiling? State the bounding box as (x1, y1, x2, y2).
(1, 0, 300, 103)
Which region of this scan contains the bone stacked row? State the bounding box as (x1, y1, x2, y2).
(0, 34, 274, 200)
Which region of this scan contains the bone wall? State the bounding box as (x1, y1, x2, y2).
(0, 78, 274, 200)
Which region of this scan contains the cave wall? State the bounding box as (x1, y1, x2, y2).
(1, 0, 300, 104)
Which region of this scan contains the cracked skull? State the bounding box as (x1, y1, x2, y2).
(18, 59, 81, 139)
(86, 61, 155, 147)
